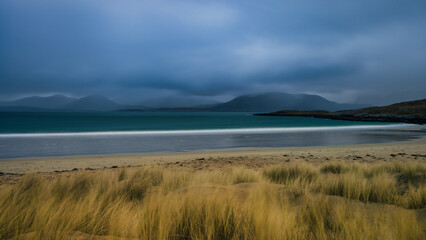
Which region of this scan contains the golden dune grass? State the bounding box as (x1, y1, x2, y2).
(0, 162, 425, 240)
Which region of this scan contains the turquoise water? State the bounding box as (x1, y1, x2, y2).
(0, 112, 420, 159)
(0, 112, 394, 134)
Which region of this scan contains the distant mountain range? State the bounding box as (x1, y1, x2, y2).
(0, 95, 75, 109)
(206, 92, 368, 112)
(0, 95, 147, 112)
(62, 95, 125, 111)
(0, 92, 369, 112)
(142, 97, 220, 108)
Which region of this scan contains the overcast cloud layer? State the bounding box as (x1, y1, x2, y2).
(1, 0, 426, 105)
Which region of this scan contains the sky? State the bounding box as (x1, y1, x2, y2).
(1, 0, 426, 106)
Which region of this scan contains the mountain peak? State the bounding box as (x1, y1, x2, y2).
(80, 95, 110, 100)
(208, 92, 368, 112)
(2, 94, 76, 109)
(62, 95, 122, 111)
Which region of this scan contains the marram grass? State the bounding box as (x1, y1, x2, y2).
(0, 162, 425, 239)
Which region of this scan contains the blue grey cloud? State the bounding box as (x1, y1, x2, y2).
(1, 0, 426, 105)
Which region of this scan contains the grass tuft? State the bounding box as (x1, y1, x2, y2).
(263, 164, 319, 185)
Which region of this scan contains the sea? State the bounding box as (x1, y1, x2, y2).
(0, 112, 424, 159)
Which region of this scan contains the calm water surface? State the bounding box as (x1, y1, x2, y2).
(0, 112, 394, 133)
(0, 112, 423, 159)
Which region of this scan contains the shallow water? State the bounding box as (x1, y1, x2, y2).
(0, 112, 394, 133)
(0, 125, 424, 159)
(0, 112, 424, 159)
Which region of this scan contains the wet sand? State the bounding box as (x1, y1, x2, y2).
(1, 137, 425, 185)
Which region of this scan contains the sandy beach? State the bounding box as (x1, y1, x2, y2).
(1, 137, 425, 239)
(1, 137, 425, 184)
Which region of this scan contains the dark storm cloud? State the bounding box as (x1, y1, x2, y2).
(1, 0, 426, 104)
(117, 73, 245, 96)
(246, 62, 361, 84)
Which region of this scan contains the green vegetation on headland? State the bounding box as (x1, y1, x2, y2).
(255, 99, 426, 124)
(0, 162, 424, 239)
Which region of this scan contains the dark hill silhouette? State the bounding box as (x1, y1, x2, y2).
(255, 99, 426, 124)
(0, 95, 75, 109)
(207, 92, 368, 112)
(0, 92, 369, 112)
(62, 95, 124, 111)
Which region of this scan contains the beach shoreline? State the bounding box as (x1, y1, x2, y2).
(1, 123, 424, 160)
(1, 135, 425, 176)
(1, 129, 425, 239)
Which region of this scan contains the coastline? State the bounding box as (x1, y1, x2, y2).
(1, 123, 423, 160)
(1, 128, 425, 239)
(1, 135, 425, 176)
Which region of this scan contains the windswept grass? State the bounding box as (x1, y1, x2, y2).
(315, 172, 400, 204)
(320, 163, 348, 174)
(405, 185, 426, 209)
(198, 168, 260, 185)
(263, 164, 319, 186)
(0, 162, 425, 239)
